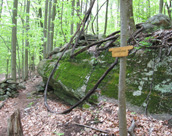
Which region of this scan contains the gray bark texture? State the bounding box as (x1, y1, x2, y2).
(127, 0, 136, 35)
(24, 0, 30, 80)
(104, 0, 109, 35)
(46, 0, 52, 54)
(118, 0, 128, 135)
(11, 0, 18, 81)
(50, 0, 57, 51)
(70, 0, 75, 35)
(43, 0, 49, 58)
(159, 0, 163, 13)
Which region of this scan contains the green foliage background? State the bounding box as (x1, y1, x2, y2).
(0, 0, 169, 75)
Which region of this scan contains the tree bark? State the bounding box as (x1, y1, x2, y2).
(96, 0, 99, 35)
(70, 0, 75, 35)
(76, 0, 80, 30)
(24, 0, 30, 80)
(104, 0, 109, 35)
(118, 0, 128, 135)
(43, 0, 49, 58)
(159, 0, 163, 13)
(50, 0, 57, 51)
(7, 109, 23, 136)
(46, 0, 52, 54)
(11, 0, 18, 81)
(127, 0, 136, 35)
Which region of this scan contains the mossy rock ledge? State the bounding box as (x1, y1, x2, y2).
(38, 46, 172, 114)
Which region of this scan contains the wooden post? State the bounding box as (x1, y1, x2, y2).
(7, 109, 23, 136)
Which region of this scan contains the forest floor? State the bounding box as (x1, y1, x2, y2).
(0, 75, 172, 136)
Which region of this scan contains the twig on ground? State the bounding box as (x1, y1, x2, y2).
(74, 123, 109, 134)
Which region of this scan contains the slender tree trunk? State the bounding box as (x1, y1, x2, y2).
(46, 0, 52, 54)
(38, 0, 43, 61)
(96, 0, 99, 35)
(43, 0, 49, 58)
(38, 0, 43, 28)
(127, 0, 136, 35)
(24, 0, 30, 80)
(6, 59, 9, 79)
(166, 2, 171, 20)
(104, 0, 109, 35)
(60, 0, 67, 42)
(50, 0, 57, 51)
(159, 0, 163, 13)
(118, 0, 128, 135)
(80, 0, 83, 13)
(70, 0, 75, 35)
(76, 0, 80, 30)
(11, 0, 18, 81)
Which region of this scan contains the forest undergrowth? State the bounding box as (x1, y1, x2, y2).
(0, 75, 171, 136)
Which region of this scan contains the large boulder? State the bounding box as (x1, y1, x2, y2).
(38, 43, 172, 114)
(142, 14, 171, 32)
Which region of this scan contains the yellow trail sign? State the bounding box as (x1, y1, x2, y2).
(109, 46, 133, 57)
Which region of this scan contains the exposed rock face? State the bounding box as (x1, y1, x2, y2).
(38, 44, 172, 114)
(38, 17, 172, 114)
(142, 14, 171, 32)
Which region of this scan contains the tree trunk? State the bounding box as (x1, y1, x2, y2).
(96, 0, 99, 35)
(38, 0, 43, 61)
(24, 0, 30, 80)
(43, 0, 49, 58)
(76, 0, 80, 30)
(46, 0, 52, 54)
(38, 0, 43, 28)
(7, 109, 23, 136)
(20, 15, 25, 81)
(6, 59, 9, 79)
(159, 0, 163, 13)
(104, 0, 109, 35)
(118, 0, 128, 135)
(11, 0, 18, 82)
(70, 0, 75, 35)
(50, 0, 57, 51)
(127, 0, 136, 35)
(166, 2, 171, 20)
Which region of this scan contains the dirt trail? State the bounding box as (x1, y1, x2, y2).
(0, 76, 41, 136)
(0, 76, 171, 136)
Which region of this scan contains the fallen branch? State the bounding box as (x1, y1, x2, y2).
(128, 120, 137, 136)
(71, 34, 120, 58)
(74, 123, 109, 134)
